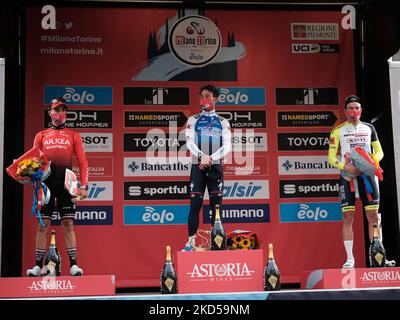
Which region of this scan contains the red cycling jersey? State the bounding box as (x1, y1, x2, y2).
(33, 128, 88, 186)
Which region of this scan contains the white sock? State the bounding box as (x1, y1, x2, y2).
(344, 240, 354, 261)
(188, 235, 196, 245)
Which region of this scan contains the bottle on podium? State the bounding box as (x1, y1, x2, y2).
(160, 245, 177, 294)
(369, 223, 386, 267)
(44, 230, 61, 276)
(211, 204, 227, 250)
(264, 243, 281, 291)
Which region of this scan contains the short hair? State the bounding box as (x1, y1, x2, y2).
(344, 95, 361, 108)
(199, 84, 219, 98)
(48, 97, 67, 111)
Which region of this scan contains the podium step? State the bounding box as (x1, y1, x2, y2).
(301, 267, 400, 289)
(0, 275, 115, 298)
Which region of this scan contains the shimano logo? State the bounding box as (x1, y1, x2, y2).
(63, 87, 95, 104)
(211, 208, 265, 219)
(297, 204, 328, 220)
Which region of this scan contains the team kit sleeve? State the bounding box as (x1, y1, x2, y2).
(33, 131, 43, 149)
(210, 118, 232, 161)
(370, 125, 384, 162)
(73, 131, 89, 187)
(328, 127, 345, 170)
(185, 116, 204, 159)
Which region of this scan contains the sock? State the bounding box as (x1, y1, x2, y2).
(188, 235, 196, 246)
(35, 249, 46, 267)
(66, 247, 77, 267)
(344, 240, 354, 261)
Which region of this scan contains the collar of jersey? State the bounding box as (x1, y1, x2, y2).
(201, 109, 217, 117)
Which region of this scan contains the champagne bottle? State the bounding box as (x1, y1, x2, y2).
(44, 230, 61, 276)
(264, 243, 281, 291)
(160, 245, 177, 294)
(369, 224, 386, 268)
(211, 204, 227, 250)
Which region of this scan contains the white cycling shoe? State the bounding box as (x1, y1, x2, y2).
(70, 264, 83, 276)
(385, 259, 396, 267)
(26, 265, 43, 277)
(342, 258, 355, 269)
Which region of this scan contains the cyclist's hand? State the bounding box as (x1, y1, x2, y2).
(344, 164, 361, 176)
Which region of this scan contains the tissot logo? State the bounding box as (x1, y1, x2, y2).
(44, 110, 112, 129)
(217, 110, 266, 128)
(279, 179, 339, 198)
(124, 181, 189, 200)
(81, 133, 113, 152)
(123, 87, 189, 105)
(123, 133, 186, 152)
(277, 133, 330, 151)
(187, 263, 255, 279)
(232, 133, 267, 151)
(276, 87, 338, 105)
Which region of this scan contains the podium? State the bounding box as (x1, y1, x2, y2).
(301, 267, 400, 289)
(0, 275, 115, 298)
(177, 249, 264, 294)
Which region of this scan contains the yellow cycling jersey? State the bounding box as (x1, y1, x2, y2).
(328, 121, 383, 171)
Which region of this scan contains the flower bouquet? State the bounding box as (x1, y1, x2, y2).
(6, 147, 51, 226)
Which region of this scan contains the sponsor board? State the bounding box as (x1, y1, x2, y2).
(223, 156, 268, 176)
(291, 23, 339, 40)
(276, 88, 338, 105)
(232, 133, 267, 152)
(72, 157, 113, 177)
(123, 133, 186, 152)
(124, 111, 188, 127)
(204, 180, 269, 200)
(217, 88, 266, 106)
(44, 86, 113, 106)
(277, 132, 330, 151)
(217, 110, 266, 128)
(123, 87, 189, 105)
(124, 157, 190, 177)
(279, 179, 339, 198)
(52, 206, 113, 225)
(279, 202, 342, 223)
(277, 111, 338, 127)
(203, 203, 270, 223)
(81, 133, 113, 152)
(124, 181, 189, 200)
(123, 205, 190, 225)
(279, 156, 339, 175)
(44, 110, 112, 129)
(292, 43, 340, 54)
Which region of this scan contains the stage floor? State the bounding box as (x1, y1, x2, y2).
(5, 286, 400, 300)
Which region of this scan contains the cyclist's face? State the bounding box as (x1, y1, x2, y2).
(200, 90, 217, 111)
(345, 102, 362, 112)
(200, 90, 216, 101)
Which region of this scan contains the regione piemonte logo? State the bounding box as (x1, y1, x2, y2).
(291, 23, 339, 40)
(169, 15, 222, 67)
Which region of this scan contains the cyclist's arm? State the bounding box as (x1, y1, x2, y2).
(210, 118, 232, 161)
(186, 116, 204, 158)
(73, 131, 88, 187)
(33, 132, 43, 149)
(328, 128, 345, 170)
(370, 125, 384, 162)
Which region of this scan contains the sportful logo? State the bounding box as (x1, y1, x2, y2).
(279, 179, 339, 198)
(44, 86, 113, 106)
(217, 88, 266, 106)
